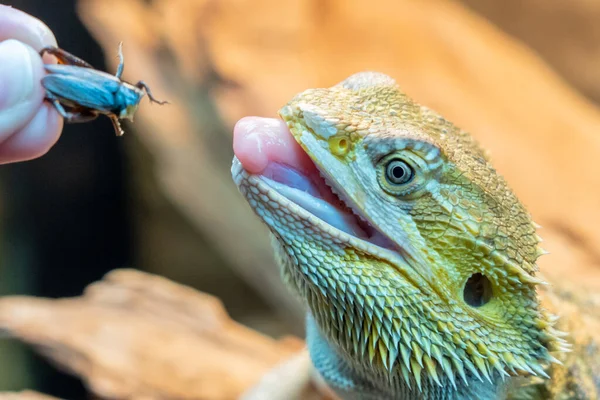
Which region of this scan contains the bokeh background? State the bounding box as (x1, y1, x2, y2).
(1, 0, 600, 398)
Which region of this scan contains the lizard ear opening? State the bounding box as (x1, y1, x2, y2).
(463, 273, 493, 307)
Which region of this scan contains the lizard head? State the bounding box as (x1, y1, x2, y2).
(232, 72, 567, 390)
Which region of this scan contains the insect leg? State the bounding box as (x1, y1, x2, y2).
(108, 115, 125, 137)
(45, 92, 99, 123)
(135, 81, 169, 105)
(65, 109, 100, 123)
(115, 42, 125, 79)
(39, 47, 94, 68)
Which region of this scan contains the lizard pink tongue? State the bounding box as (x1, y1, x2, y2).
(233, 117, 315, 175)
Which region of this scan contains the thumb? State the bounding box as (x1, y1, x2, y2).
(0, 39, 45, 142)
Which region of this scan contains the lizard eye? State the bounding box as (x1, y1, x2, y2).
(377, 153, 426, 197)
(463, 273, 493, 307)
(385, 159, 414, 185)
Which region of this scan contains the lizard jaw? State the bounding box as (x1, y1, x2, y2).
(231, 157, 397, 253)
(231, 117, 398, 253)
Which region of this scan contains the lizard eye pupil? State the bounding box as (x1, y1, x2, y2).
(463, 273, 493, 307)
(385, 159, 413, 185)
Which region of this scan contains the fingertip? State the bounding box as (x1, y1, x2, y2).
(0, 102, 63, 164)
(0, 5, 57, 50)
(0, 7, 62, 164)
(0, 39, 47, 142)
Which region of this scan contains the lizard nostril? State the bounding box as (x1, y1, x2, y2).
(328, 136, 351, 156)
(463, 273, 493, 307)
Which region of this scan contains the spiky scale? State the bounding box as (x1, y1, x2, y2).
(530, 362, 550, 379)
(387, 343, 399, 372)
(474, 357, 492, 384)
(424, 355, 441, 387)
(412, 342, 425, 368)
(400, 364, 412, 390)
(451, 357, 469, 386)
(488, 355, 509, 379)
(400, 343, 412, 370)
(411, 359, 424, 391)
(378, 340, 389, 369)
(464, 358, 483, 382)
(440, 357, 457, 389)
(430, 344, 444, 366)
(368, 337, 378, 364)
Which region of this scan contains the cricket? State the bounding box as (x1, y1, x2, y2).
(39, 42, 168, 136)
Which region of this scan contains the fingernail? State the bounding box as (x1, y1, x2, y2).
(0, 39, 37, 110)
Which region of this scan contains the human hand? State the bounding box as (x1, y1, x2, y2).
(0, 5, 63, 164)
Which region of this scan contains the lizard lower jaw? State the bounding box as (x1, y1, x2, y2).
(233, 158, 395, 250)
(263, 162, 380, 241)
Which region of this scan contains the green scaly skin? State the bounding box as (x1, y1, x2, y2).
(232, 72, 572, 399)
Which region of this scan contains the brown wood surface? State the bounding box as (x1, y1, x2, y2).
(0, 270, 306, 399)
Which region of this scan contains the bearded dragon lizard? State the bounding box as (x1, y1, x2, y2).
(231, 72, 598, 399)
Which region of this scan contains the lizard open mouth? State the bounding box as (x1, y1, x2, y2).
(232, 117, 394, 249)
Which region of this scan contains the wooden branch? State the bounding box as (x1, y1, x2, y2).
(0, 270, 308, 399)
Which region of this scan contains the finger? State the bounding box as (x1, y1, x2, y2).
(0, 102, 63, 164)
(0, 5, 57, 51)
(0, 39, 47, 143)
(0, 8, 63, 163)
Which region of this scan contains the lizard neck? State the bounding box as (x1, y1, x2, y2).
(273, 236, 511, 399)
(306, 314, 509, 400)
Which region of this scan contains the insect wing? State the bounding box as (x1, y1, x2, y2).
(42, 65, 122, 111)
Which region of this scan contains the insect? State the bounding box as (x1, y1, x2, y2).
(39, 42, 168, 136)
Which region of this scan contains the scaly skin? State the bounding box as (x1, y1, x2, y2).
(512, 284, 600, 400)
(231, 72, 574, 399)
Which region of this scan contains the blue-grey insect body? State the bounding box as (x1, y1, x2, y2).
(39, 43, 167, 136)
